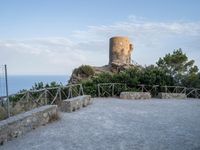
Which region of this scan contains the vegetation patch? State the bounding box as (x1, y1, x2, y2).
(80, 49, 200, 97)
(49, 111, 60, 123)
(74, 65, 95, 77)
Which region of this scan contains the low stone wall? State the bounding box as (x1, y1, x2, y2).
(61, 95, 92, 112)
(0, 105, 58, 145)
(120, 92, 151, 100)
(158, 93, 187, 99)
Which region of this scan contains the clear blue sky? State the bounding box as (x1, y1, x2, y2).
(0, 0, 200, 74)
(1, 0, 199, 38)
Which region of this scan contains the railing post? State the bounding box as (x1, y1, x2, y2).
(81, 85, 84, 95)
(58, 87, 62, 102)
(195, 89, 198, 99)
(4, 65, 10, 118)
(184, 87, 186, 94)
(68, 86, 72, 98)
(155, 85, 158, 97)
(165, 86, 167, 93)
(98, 84, 100, 97)
(142, 85, 144, 92)
(79, 84, 84, 95)
(26, 91, 30, 102)
(44, 89, 48, 105)
(112, 84, 114, 96)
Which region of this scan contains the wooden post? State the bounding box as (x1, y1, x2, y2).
(44, 89, 48, 105)
(195, 89, 198, 99)
(26, 91, 30, 102)
(77, 84, 83, 96)
(68, 86, 72, 98)
(58, 87, 62, 102)
(183, 87, 186, 94)
(112, 84, 114, 96)
(98, 84, 100, 97)
(82, 85, 84, 95)
(4, 65, 10, 118)
(165, 86, 167, 93)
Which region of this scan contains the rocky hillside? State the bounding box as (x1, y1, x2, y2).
(69, 63, 134, 84)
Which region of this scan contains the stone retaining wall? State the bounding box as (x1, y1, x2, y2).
(158, 93, 187, 99)
(61, 95, 92, 112)
(120, 92, 151, 100)
(0, 105, 58, 145)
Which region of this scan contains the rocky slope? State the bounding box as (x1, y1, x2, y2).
(69, 63, 134, 84)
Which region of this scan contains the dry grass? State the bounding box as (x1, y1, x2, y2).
(49, 111, 61, 123)
(0, 106, 7, 121)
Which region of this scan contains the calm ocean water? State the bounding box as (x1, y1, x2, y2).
(5, 75, 69, 94)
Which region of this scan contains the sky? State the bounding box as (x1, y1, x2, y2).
(0, 0, 200, 75)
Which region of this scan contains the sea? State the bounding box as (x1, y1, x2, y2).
(0, 75, 69, 95)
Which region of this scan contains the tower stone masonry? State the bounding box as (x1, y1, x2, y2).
(109, 36, 133, 65)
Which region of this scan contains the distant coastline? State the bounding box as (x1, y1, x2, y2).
(6, 75, 69, 94)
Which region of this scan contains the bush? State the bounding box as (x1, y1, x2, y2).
(79, 65, 177, 97)
(74, 65, 95, 77)
(81, 80, 97, 97)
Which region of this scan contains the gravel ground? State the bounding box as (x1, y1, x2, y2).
(1, 98, 200, 150)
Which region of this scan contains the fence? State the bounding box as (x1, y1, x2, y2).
(1, 82, 200, 120)
(0, 84, 84, 120)
(7, 84, 200, 103)
(97, 83, 126, 97)
(9, 84, 84, 105)
(186, 88, 200, 98)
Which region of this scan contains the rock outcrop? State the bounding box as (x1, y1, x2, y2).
(69, 36, 134, 84)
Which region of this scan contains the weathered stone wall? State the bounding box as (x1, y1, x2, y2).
(61, 95, 92, 112)
(158, 93, 187, 99)
(109, 36, 133, 65)
(0, 105, 58, 145)
(120, 92, 151, 100)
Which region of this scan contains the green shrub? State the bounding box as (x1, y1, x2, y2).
(74, 65, 95, 77)
(81, 79, 97, 97)
(79, 65, 177, 97)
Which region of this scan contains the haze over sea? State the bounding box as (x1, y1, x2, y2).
(6, 75, 68, 94)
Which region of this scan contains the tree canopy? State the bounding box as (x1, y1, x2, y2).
(156, 48, 199, 86)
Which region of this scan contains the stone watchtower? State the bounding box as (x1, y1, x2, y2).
(109, 36, 133, 65)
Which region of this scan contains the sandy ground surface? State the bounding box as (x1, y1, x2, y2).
(1, 98, 200, 150)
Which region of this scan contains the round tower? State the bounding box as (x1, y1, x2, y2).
(109, 36, 133, 65)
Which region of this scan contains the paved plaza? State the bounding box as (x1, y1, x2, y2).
(1, 98, 200, 150)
